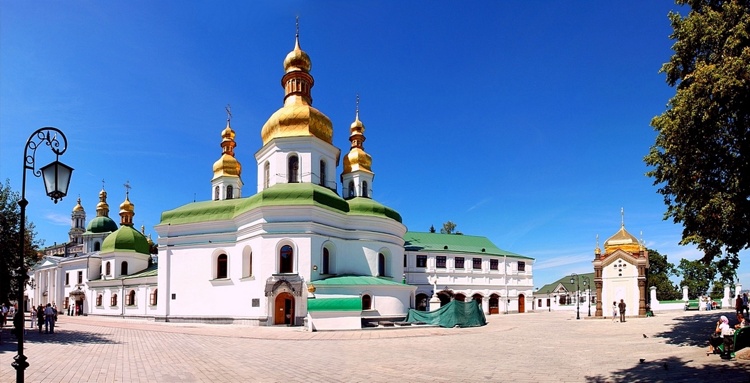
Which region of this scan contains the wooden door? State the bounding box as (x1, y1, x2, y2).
(274, 292, 294, 325)
(518, 294, 525, 313)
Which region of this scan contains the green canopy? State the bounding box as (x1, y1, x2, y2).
(405, 300, 486, 328)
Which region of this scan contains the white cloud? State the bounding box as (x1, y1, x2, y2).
(45, 213, 70, 226)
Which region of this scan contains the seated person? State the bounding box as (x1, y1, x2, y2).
(736, 313, 748, 329)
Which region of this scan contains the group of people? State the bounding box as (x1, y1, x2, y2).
(707, 293, 750, 358)
(735, 292, 749, 317)
(0, 303, 17, 328)
(33, 303, 58, 334)
(699, 295, 718, 311)
(611, 299, 627, 322)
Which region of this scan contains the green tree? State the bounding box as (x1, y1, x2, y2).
(0, 179, 42, 304)
(647, 248, 682, 300)
(677, 258, 716, 298)
(439, 221, 462, 235)
(645, 1, 750, 264)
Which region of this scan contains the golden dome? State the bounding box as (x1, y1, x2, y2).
(283, 36, 311, 73)
(119, 194, 134, 214)
(73, 197, 84, 212)
(604, 226, 640, 254)
(96, 189, 110, 217)
(343, 148, 373, 174)
(261, 102, 333, 145)
(307, 283, 316, 293)
(212, 119, 242, 179)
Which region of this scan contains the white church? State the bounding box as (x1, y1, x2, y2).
(29, 30, 535, 330)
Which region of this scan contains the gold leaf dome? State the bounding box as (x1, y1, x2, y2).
(212, 119, 242, 179)
(261, 103, 333, 145)
(283, 37, 311, 73)
(96, 189, 110, 217)
(73, 197, 84, 212)
(604, 226, 640, 254)
(119, 195, 134, 214)
(343, 148, 373, 174)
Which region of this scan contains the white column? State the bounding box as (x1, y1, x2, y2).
(649, 286, 658, 307)
(682, 286, 689, 301)
(482, 296, 489, 314)
(722, 285, 731, 308)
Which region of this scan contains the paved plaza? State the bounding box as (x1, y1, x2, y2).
(1, 309, 748, 383)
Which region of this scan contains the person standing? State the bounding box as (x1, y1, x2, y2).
(44, 303, 55, 334)
(743, 292, 749, 318)
(736, 294, 744, 315)
(612, 301, 618, 323)
(618, 299, 626, 322)
(36, 305, 44, 333)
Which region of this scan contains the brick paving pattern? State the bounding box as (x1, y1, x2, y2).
(1, 309, 748, 382)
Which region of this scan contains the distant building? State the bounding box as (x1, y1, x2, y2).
(535, 273, 595, 313)
(404, 232, 534, 315)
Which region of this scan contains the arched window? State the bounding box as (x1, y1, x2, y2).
(279, 245, 294, 274)
(111, 293, 118, 307)
(319, 160, 326, 187)
(348, 181, 355, 198)
(121, 261, 128, 276)
(226, 185, 233, 199)
(288, 156, 299, 183)
(214, 186, 220, 201)
(216, 254, 228, 279)
(94, 242, 101, 251)
(96, 294, 103, 307)
(322, 248, 330, 274)
(362, 181, 369, 198)
(243, 248, 253, 278)
(127, 290, 136, 306)
(378, 253, 386, 277)
(105, 262, 111, 276)
(264, 162, 270, 189)
(150, 289, 158, 306)
(362, 294, 372, 310)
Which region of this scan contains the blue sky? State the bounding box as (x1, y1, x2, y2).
(1, 1, 747, 289)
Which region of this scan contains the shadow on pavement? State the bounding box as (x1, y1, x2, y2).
(585, 356, 750, 383)
(653, 311, 732, 347)
(0, 326, 118, 354)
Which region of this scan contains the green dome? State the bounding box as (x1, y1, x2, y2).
(347, 197, 402, 223)
(86, 216, 119, 233)
(101, 225, 150, 255)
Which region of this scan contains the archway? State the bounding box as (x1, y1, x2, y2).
(274, 292, 295, 325)
(437, 290, 453, 307)
(518, 293, 525, 313)
(472, 293, 483, 307)
(454, 293, 466, 302)
(489, 294, 499, 315)
(415, 293, 429, 311)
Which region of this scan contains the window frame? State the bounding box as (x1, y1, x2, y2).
(490, 259, 499, 271)
(216, 254, 228, 279)
(455, 257, 465, 269)
(472, 258, 482, 270)
(518, 261, 526, 272)
(436, 256, 447, 269)
(416, 255, 427, 268)
(279, 245, 294, 274)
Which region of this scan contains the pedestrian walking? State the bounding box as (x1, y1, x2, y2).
(612, 301, 617, 323)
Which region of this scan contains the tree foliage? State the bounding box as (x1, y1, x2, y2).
(677, 258, 716, 298)
(0, 179, 42, 304)
(645, 0, 750, 264)
(647, 248, 682, 300)
(440, 221, 462, 235)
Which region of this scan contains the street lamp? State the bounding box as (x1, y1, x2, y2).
(547, 289, 551, 312)
(581, 275, 591, 317)
(570, 273, 581, 320)
(13, 127, 73, 383)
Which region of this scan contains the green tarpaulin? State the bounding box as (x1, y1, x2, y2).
(405, 300, 487, 328)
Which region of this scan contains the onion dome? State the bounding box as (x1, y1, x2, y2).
(212, 119, 242, 180)
(73, 197, 84, 212)
(100, 225, 150, 255)
(343, 104, 373, 174)
(119, 192, 135, 226)
(86, 188, 118, 233)
(604, 212, 641, 254)
(260, 27, 333, 146)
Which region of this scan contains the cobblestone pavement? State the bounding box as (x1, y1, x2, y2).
(1, 309, 748, 382)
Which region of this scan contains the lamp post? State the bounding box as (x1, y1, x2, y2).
(547, 289, 551, 312)
(570, 273, 581, 320)
(13, 127, 73, 383)
(581, 275, 591, 317)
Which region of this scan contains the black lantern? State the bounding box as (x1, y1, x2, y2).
(40, 160, 74, 203)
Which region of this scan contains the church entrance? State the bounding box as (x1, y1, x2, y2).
(518, 294, 525, 313)
(274, 292, 294, 325)
(489, 294, 499, 314)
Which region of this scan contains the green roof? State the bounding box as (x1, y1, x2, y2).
(307, 297, 361, 312)
(86, 216, 118, 233)
(347, 197, 402, 222)
(159, 183, 402, 225)
(101, 225, 150, 255)
(536, 272, 595, 294)
(403, 232, 533, 260)
(313, 275, 405, 286)
(122, 264, 158, 279)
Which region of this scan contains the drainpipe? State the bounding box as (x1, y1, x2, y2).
(504, 255, 508, 314)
